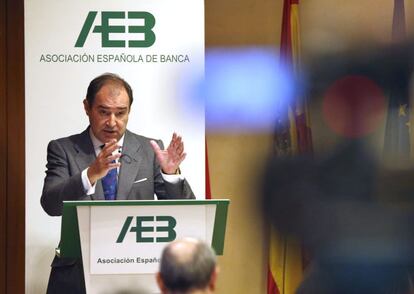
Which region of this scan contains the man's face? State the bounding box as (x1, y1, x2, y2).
(84, 83, 130, 143)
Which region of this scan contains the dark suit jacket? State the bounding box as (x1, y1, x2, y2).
(41, 127, 195, 293)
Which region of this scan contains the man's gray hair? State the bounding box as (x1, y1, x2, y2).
(159, 238, 217, 293)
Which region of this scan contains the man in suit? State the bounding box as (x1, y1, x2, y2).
(156, 238, 219, 294)
(41, 73, 195, 293)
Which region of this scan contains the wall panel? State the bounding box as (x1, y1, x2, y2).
(0, 0, 8, 291)
(6, 0, 25, 293)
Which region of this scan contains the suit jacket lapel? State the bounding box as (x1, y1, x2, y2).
(73, 128, 105, 200)
(117, 130, 142, 200)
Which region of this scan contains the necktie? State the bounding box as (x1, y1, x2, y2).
(100, 145, 118, 200)
(102, 166, 117, 200)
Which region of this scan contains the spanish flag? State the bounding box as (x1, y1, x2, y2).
(268, 0, 313, 293)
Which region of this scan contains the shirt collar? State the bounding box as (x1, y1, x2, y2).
(89, 128, 125, 151)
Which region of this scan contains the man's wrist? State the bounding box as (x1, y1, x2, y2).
(82, 168, 97, 195)
(161, 170, 184, 184)
(87, 167, 98, 185)
(162, 167, 181, 175)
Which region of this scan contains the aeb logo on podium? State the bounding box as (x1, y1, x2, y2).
(116, 215, 177, 243)
(89, 205, 207, 274)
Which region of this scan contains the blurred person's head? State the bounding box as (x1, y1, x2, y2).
(156, 238, 218, 294)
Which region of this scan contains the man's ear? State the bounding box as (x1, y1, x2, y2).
(209, 266, 219, 292)
(156, 273, 167, 294)
(83, 99, 90, 116)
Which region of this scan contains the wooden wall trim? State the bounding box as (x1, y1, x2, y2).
(0, 0, 8, 291)
(6, 0, 25, 293)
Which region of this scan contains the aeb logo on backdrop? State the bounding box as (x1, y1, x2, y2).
(116, 216, 177, 243)
(75, 11, 156, 48)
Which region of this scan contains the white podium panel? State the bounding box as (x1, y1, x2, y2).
(68, 200, 228, 293)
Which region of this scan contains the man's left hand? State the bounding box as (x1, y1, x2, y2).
(150, 133, 186, 175)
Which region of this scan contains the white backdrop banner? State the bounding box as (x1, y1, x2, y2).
(25, 0, 204, 292)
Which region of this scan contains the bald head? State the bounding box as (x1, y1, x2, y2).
(168, 238, 200, 263)
(157, 238, 217, 294)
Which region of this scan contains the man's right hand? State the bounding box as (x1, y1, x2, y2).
(87, 139, 121, 185)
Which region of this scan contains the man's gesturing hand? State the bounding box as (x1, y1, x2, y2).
(150, 133, 186, 175)
(87, 139, 121, 185)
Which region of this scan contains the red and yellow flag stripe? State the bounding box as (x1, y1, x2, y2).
(268, 0, 313, 293)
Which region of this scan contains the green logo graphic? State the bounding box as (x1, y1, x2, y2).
(116, 216, 177, 243)
(75, 11, 156, 48)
